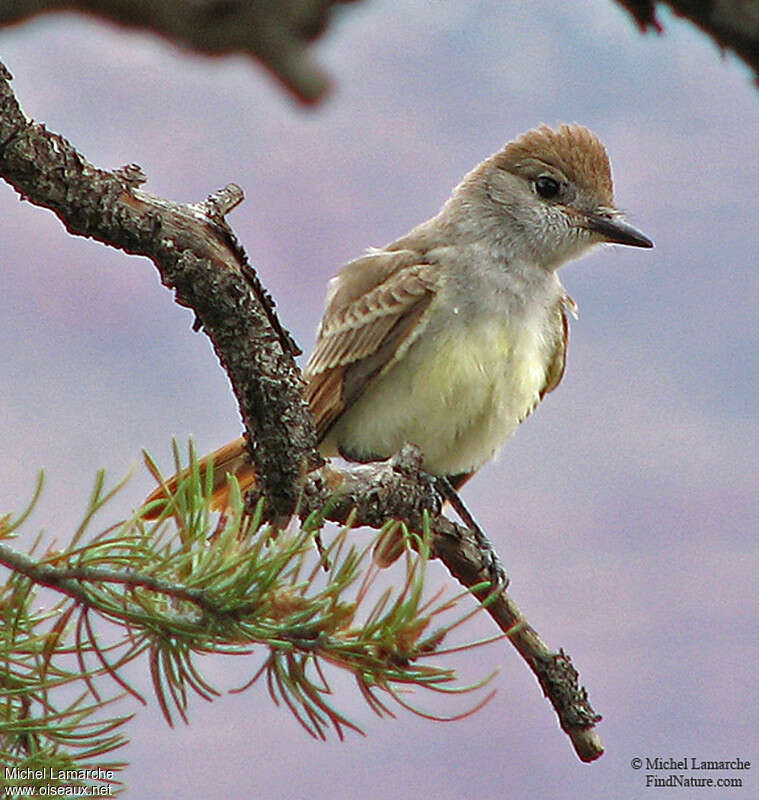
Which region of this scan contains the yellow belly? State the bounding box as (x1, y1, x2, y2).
(322, 315, 553, 476)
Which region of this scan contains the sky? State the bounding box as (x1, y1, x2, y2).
(1, 2, 757, 798)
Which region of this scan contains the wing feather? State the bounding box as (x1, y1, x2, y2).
(305, 253, 440, 440)
(540, 294, 573, 399)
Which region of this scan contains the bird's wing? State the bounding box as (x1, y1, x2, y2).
(540, 294, 574, 399)
(305, 250, 440, 440)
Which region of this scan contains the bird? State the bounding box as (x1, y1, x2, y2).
(144, 123, 653, 526)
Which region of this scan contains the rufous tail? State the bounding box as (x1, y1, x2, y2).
(142, 436, 257, 519)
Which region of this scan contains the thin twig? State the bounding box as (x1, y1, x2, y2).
(0, 542, 219, 615)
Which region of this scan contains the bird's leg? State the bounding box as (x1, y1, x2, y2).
(435, 476, 508, 591)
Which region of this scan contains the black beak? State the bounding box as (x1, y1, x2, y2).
(585, 214, 653, 248)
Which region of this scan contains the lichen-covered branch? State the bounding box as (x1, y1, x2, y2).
(0, 0, 361, 103)
(0, 60, 321, 518)
(296, 446, 604, 762)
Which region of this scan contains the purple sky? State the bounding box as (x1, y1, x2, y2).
(1, 2, 757, 798)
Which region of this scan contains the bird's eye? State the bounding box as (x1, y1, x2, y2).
(535, 176, 560, 199)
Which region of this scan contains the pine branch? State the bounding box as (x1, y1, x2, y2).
(0, 464, 497, 741)
(0, 538, 129, 789)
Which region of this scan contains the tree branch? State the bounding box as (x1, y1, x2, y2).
(2, 1, 757, 97)
(297, 446, 604, 762)
(0, 60, 321, 518)
(615, 0, 759, 83)
(0, 0, 362, 103)
(0, 61, 603, 761)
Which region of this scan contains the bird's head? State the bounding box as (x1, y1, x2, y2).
(460, 123, 653, 269)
